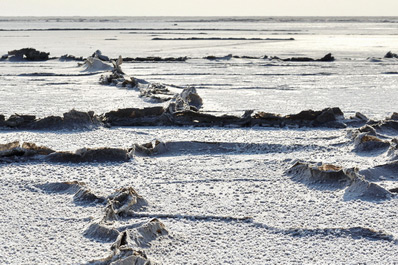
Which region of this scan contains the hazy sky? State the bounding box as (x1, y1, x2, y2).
(1, 0, 398, 16)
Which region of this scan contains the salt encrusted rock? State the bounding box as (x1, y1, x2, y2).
(90, 219, 167, 264)
(0, 110, 102, 130)
(287, 162, 352, 187)
(0, 141, 55, 161)
(92, 50, 110, 62)
(358, 125, 377, 135)
(355, 112, 368, 121)
(283, 107, 345, 128)
(33, 110, 101, 130)
(90, 246, 153, 265)
(130, 219, 168, 248)
(353, 133, 390, 152)
(8, 48, 49, 61)
(139, 83, 174, 102)
(47, 147, 131, 163)
(281, 53, 335, 62)
(40, 180, 105, 203)
(344, 178, 392, 200)
(5, 114, 36, 128)
(390, 112, 398, 120)
(369, 120, 398, 134)
(384, 51, 398, 59)
(288, 162, 391, 200)
(74, 187, 106, 204)
(318, 53, 335, 62)
(59, 54, 84, 61)
(360, 161, 398, 181)
(104, 187, 148, 221)
(113, 219, 168, 249)
(167, 87, 203, 113)
(203, 54, 233, 60)
(102, 107, 165, 126)
(133, 140, 167, 156)
(122, 56, 187, 62)
(84, 222, 120, 242)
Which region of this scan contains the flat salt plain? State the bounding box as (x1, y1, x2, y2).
(1, 17, 398, 264)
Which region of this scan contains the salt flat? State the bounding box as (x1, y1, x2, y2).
(0, 16, 398, 264)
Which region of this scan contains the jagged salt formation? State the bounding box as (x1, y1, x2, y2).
(99, 56, 175, 103)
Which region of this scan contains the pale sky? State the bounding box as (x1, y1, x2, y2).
(1, 0, 398, 16)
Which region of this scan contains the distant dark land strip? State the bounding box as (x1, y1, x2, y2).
(0, 28, 303, 32)
(152, 37, 295, 41)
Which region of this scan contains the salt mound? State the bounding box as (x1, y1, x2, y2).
(89, 219, 165, 264)
(344, 179, 391, 201)
(369, 120, 398, 135)
(84, 222, 120, 243)
(38, 181, 86, 194)
(47, 147, 131, 163)
(104, 187, 148, 221)
(73, 187, 106, 204)
(82, 56, 113, 72)
(353, 133, 390, 152)
(133, 140, 167, 156)
(129, 218, 169, 248)
(360, 161, 398, 181)
(90, 247, 153, 265)
(287, 162, 352, 188)
(387, 144, 398, 160)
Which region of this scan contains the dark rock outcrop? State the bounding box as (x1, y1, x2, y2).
(8, 48, 50, 61)
(282, 53, 335, 62)
(384, 51, 398, 59)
